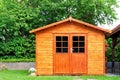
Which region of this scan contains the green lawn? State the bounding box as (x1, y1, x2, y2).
(0, 70, 120, 80)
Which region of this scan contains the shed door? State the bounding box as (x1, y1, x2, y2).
(54, 34, 70, 74)
(71, 34, 87, 74)
(54, 34, 87, 74)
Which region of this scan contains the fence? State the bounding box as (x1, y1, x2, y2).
(106, 62, 120, 74)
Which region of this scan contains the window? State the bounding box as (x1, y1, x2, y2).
(56, 36, 68, 53)
(72, 36, 85, 53)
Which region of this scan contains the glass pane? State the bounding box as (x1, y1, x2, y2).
(73, 42, 78, 47)
(63, 42, 68, 47)
(56, 36, 61, 41)
(79, 36, 84, 41)
(56, 42, 61, 47)
(56, 48, 61, 52)
(63, 48, 68, 52)
(73, 36, 78, 41)
(79, 42, 84, 47)
(63, 36, 68, 41)
(73, 48, 78, 53)
(79, 48, 84, 53)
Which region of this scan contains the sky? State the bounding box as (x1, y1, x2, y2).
(112, 7, 120, 29)
(100, 0, 120, 30)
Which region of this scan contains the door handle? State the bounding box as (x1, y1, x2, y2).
(71, 48, 73, 53)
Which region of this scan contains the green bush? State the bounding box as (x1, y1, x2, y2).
(0, 58, 35, 62)
(106, 38, 120, 62)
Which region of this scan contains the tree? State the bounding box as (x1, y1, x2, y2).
(0, 0, 119, 59)
(26, 0, 118, 25)
(0, 0, 36, 59)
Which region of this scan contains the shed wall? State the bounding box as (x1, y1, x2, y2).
(35, 21, 105, 75)
(36, 32, 53, 75)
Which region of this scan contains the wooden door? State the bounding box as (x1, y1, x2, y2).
(54, 34, 70, 74)
(54, 34, 87, 74)
(70, 34, 87, 74)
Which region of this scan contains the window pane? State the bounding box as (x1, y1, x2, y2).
(56, 42, 61, 47)
(73, 48, 78, 53)
(79, 48, 84, 53)
(79, 42, 84, 47)
(63, 42, 68, 47)
(63, 36, 68, 41)
(79, 36, 84, 41)
(56, 48, 61, 52)
(63, 48, 68, 52)
(56, 36, 61, 41)
(73, 36, 78, 41)
(73, 42, 78, 47)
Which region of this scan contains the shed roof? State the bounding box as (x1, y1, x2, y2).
(30, 17, 111, 33)
(109, 24, 120, 37)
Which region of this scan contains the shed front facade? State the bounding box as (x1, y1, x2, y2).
(30, 17, 110, 75)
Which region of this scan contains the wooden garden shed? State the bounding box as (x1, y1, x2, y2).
(30, 17, 110, 75)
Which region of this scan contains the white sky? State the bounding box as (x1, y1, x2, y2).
(100, 0, 120, 30)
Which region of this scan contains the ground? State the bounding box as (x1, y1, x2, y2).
(0, 70, 120, 80)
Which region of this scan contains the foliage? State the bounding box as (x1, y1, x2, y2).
(106, 38, 120, 61)
(0, 0, 119, 60)
(26, 0, 118, 25)
(0, 0, 35, 59)
(0, 70, 120, 80)
(0, 58, 35, 62)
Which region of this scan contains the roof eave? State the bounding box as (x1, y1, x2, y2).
(30, 17, 111, 34)
(71, 18, 111, 34)
(29, 18, 70, 33)
(108, 24, 120, 37)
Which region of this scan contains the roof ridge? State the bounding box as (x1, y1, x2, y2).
(30, 17, 111, 33)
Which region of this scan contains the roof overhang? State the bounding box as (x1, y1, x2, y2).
(108, 24, 120, 37)
(30, 17, 111, 34)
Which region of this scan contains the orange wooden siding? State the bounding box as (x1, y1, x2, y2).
(54, 53, 70, 74)
(35, 21, 105, 75)
(35, 32, 53, 75)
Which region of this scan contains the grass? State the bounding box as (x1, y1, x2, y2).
(0, 70, 120, 80)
